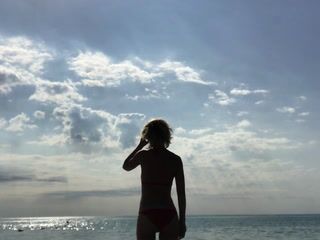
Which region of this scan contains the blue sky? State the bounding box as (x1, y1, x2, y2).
(0, 0, 319, 217)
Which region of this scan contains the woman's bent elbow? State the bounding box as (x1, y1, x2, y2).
(122, 165, 131, 171)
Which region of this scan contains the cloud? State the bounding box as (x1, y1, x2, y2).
(172, 123, 300, 167)
(125, 87, 170, 101)
(158, 60, 215, 85)
(189, 128, 213, 136)
(230, 88, 269, 96)
(276, 106, 296, 114)
(253, 89, 269, 94)
(33, 110, 46, 119)
(0, 118, 7, 129)
(236, 119, 251, 128)
(230, 88, 251, 96)
(0, 67, 21, 94)
(0, 173, 33, 182)
(29, 80, 86, 105)
(69, 51, 213, 89)
(0, 35, 88, 109)
(46, 104, 146, 152)
(208, 90, 236, 106)
(116, 113, 146, 148)
(69, 51, 161, 87)
(237, 111, 249, 117)
(0, 36, 53, 74)
(0, 167, 67, 183)
(28, 133, 67, 147)
(169, 122, 312, 199)
(43, 187, 139, 199)
(52, 105, 113, 148)
(255, 100, 264, 105)
(36, 176, 67, 183)
(174, 127, 187, 135)
(5, 113, 37, 132)
(0, 36, 53, 96)
(298, 112, 310, 117)
(298, 95, 307, 101)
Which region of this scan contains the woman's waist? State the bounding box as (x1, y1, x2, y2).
(139, 198, 175, 210)
(139, 204, 177, 214)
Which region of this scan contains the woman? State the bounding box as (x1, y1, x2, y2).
(123, 119, 186, 240)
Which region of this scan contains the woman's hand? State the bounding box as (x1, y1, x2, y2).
(137, 138, 148, 150)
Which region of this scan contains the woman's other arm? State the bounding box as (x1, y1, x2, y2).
(175, 157, 186, 238)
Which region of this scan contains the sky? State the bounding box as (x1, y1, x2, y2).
(0, 0, 319, 217)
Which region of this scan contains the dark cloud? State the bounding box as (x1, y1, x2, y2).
(0, 71, 19, 85)
(118, 123, 140, 149)
(68, 108, 103, 144)
(51, 105, 148, 152)
(117, 113, 145, 148)
(0, 69, 24, 95)
(0, 174, 33, 182)
(43, 187, 140, 199)
(35, 176, 67, 183)
(52, 105, 107, 154)
(0, 167, 67, 183)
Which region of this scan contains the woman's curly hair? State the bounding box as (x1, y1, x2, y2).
(141, 119, 173, 148)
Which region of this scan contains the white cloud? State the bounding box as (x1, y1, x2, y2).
(29, 80, 86, 105)
(209, 90, 236, 106)
(33, 111, 46, 119)
(0, 66, 21, 94)
(0, 118, 7, 129)
(0, 35, 57, 103)
(125, 87, 170, 101)
(237, 111, 249, 117)
(298, 112, 310, 117)
(255, 100, 264, 105)
(276, 107, 296, 114)
(253, 89, 269, 94)
(158, 60, 215, 85)
(189, 128, 213, 135)
(236, 119, 251, 128)
(0, 36, 53, 74)
(28, 133, 68, 146)
(172, 124, 298, 167)
(174, 127, 187, 135)
(69, 52, 214, 88)
(230, 88, 269, 96)
(6, 113, 37, 132)
(168, 123, 305, 197)
(230, 88, 251, 96)
(69, 51, 161, 87)
(298, 95, 307, 101)
(0, 63, 38, 95)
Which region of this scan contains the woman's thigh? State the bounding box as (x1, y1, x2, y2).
(159, 214, 179, 240)
(136, 214, 157, 240)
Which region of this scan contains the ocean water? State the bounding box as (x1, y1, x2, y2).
(1, 215, 320, 240)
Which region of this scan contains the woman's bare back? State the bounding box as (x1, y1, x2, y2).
(139, 148, 181, 210)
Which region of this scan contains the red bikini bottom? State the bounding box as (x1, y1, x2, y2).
(139, 208, 177, 231)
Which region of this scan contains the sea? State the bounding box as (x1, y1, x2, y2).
(1, 214, 320, 240)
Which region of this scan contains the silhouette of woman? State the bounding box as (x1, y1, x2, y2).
(123, 119, 186, 240)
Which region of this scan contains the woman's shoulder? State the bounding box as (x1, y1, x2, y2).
(145, 148, 181, 160)
(165, 149, 182, 162)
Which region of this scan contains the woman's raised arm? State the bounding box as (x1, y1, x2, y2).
(122, 138, 148, 171)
